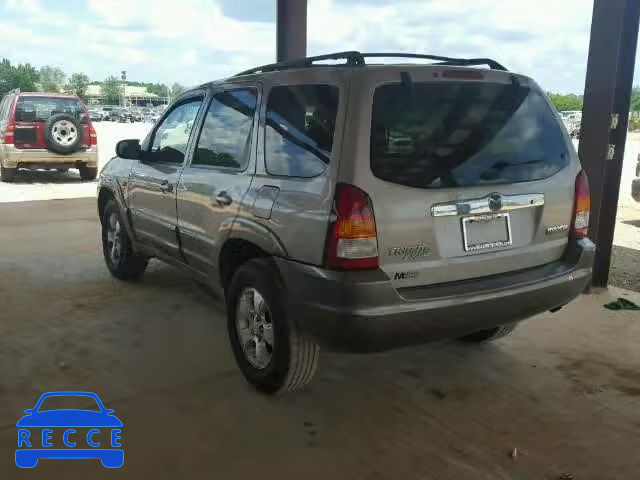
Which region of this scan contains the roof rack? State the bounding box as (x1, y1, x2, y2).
(234, 51, 507, 76)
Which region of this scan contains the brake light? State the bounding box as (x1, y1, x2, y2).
(572, 170, 590, 239)
(89, 124, 97, 145)
(3, 122, 14, 144)
(324, 183, 379, 270)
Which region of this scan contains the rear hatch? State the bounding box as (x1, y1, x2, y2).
(12, 95, 91, 150)
(346, 68, 580, 288)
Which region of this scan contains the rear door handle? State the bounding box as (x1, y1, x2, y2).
(214, 191, 232, 206)
(160, 179, 174, 193)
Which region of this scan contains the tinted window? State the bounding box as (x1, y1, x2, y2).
(193, 89, 257, 169)
(371, 82, 569, 189)
(265, 84, 339, 177)
(149, 98, 202, 164)
(15, 96, 86, 122)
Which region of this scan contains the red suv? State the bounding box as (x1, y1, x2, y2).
(0, 90, 98, 182)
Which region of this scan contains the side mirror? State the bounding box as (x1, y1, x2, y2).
(116, 139, 142, 160)
(105, 409, 115, 415)
(24, 409, 33, 414)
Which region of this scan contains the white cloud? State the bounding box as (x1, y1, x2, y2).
(306, 0, 594, 92)
(2, 0, 635, 94)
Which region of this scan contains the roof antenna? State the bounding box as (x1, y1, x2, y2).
(401, 71, 414, 96)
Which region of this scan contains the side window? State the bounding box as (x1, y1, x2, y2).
(265, 84, 339, 177)
(149, 98, 203, 164)
(192, 89, 257, 169)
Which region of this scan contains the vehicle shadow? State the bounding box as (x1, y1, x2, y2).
(623, 218, 640, 228)
(9, 168, 90, 184)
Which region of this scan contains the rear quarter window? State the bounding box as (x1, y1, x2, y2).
(370, 82, 570, 189)
(0, 95, 12, 121)
(264, 84, 339, 177)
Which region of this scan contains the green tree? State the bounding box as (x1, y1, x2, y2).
(101, 75, 122, 105)
(0, 58, 39, 96)
(171, 82, 185, 98)
(630, 86, 640, 112)
(547, 92, 583, 112)
(39, 66, 66, 92)
(67, 73, 91, 101)
(15, 63, 40, 92)
(147, 83, 169, 97)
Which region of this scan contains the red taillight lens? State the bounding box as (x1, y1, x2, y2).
(89, 124, 97, 145)
(324, 183, 379, 270)
(572, 170, 591, 239)
(3, 122, 15, 144)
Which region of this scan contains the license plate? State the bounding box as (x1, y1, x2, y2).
(462, 213, 512, 252)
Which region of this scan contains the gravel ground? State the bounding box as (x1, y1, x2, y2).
(610, 245, 640, 292)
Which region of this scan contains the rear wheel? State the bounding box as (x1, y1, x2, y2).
(79, 165, 98, 181)
(460, 323, 519, 342)
(226, 258, 319, 394)
(0, 164, 17, 182)
(101, 199, 148, 280)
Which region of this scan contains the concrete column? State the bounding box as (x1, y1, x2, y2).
(578, 0, 639, 287)
(277, 0, 307, 62)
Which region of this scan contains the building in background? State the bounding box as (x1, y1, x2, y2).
(85, 84, 169, 107)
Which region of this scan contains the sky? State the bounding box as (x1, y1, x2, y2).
(0, 0, 628, 94)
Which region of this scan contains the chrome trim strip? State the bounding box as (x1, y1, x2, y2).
(431, 193, 544, 217)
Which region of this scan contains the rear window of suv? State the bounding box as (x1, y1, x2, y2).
(370, 81, 569, 189)
(15, 96, 86, 123)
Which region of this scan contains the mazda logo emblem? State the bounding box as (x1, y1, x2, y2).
(488, 193, 502, 212)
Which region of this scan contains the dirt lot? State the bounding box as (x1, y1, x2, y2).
(1, 198, 640, 479)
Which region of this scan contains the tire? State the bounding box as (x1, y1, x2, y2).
(79, 165, 98, 181)
(226, 258, 319, 394)
(460, 323, 519, 343)
(44, 113, 83, 154)
(0, 164, 17, 182)
(101, 199, 148, 280)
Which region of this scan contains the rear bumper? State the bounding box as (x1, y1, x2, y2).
(632, 178, 640, 202)
(277, 239, 594, 352)
(1, 145, 98, 168)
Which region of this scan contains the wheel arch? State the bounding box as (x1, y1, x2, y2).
(219, 219, 288, 289)
(97, 183, 136, 242)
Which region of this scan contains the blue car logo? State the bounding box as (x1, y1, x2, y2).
(16, 391, 123, 468)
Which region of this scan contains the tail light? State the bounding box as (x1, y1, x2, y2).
(572, 170, 590, 239)
(324, 183, 379, 270)
(3, 121, 15, 144)
(89, 124, 97, 146)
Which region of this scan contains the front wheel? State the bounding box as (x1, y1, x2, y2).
(226, 258, 319, 394)
(101, 199, 148, 280)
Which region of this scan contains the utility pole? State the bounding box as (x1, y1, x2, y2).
(121, 71, 127, 107)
